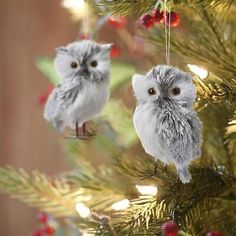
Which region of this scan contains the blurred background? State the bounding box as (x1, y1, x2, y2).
(0, 1, 79, 235)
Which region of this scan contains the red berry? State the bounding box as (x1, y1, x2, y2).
(165, 11, 180, 27)
(140, 14, 155, 28)
(37, 95, 47, 105)
(42, 225, 55, 235)
(31, 230, 43, 236)
(206, 231, 222, 236)
(152, 9, 164, 23)
(37, 212, 48, 224)
(162, 221, 179, 236)
(108, 16, 127, 29)
(110, 45, 120, 58)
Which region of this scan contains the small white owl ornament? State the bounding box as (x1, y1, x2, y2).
(132, 65, 202, 183)
(44, 40, 112, 139)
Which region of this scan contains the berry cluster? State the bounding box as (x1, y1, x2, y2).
(31, 213, 55, 236)
(140, 9, 180, 28)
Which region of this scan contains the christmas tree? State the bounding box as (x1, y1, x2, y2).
(1, 0, 236, 235)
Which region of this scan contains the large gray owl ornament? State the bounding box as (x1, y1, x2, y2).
(44, 40, 112, 139)
(132, 65, 202, 183)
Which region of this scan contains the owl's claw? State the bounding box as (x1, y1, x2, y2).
(82, 123, 97, 137)
(64, 135, 90, 140)
(85, 130, 97, 136)
(64, 122, 96, 140)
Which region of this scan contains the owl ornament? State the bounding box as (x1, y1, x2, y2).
(44, 40, 112, 139)
(132, 65, 202, 183)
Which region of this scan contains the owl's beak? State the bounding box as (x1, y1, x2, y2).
(154, 96, 163, 108)
(77, 65, 89, 76)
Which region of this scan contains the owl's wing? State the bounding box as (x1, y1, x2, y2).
(186, 111, 202, 159)
(158, 110, 193, 183)
(44, 83, 80, 122)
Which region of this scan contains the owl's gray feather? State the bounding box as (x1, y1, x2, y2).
(44, 81, 81, 131)
(132, 65, 202, 183)
(44, 40, 112, 132)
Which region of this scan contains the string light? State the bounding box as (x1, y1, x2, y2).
(111, 199, 130, 211)
(75, 203, 91, 218)
(136, 185, 158, 196)
(187, 64, 208, 80)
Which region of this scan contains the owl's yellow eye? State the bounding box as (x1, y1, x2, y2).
(71, 62, 78, 69)
(148, 88, 156, 95)
(90, 60, 98, 67)
(172, 87, 181, 96)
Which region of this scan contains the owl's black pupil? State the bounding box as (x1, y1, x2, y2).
(148, 88, 156, 95)
(172, 87, 181, 95)
(90, 60, 98, 67)
(71, 62, 78, 68)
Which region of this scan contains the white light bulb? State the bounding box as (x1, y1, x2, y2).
(75, 203, 91, 218)
(187, 64, 208, 80)
(61, 0, 85, 9)
(135, 185, 158, 196)
(82, 232, 94, 236)
(111, 199, 130, 211)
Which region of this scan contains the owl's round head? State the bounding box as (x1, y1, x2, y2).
(54, 40, 112, 82)
(132, 65, 196, 109)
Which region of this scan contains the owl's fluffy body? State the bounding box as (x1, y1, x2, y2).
(132, 65, 202, 183)
(44, 40, 111, 132)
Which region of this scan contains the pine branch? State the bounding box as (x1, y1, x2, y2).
(0, 166, 77, 217)
(194, 75, 236, 109)
(109, 166, 233, 235)
(88, 0, 233, 16)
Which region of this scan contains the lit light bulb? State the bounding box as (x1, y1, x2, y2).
(111, 199, 130, 211)
(61, 0, 85, 9)
(135, 185, 158, 196)
(61, 0, 87, 20)
(187, 64, 208, 80)
(82, 232, 94, 236)
(75, 203, 91, 218)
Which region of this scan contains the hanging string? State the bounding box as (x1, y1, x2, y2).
(76, 0, 89, 40)
(83, 0, 89, 37)
(167, 7, 171, 65)
(164, 0, 171, 65)
(164, 0, 168, 65)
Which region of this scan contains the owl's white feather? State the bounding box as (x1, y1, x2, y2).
(132, 65, 202, 183)
(44, 40, 112, 132)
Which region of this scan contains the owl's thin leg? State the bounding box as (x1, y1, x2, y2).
(64, 123, 80, 140)
(139, 162, 167, 180)
(76, 121, 79, 138)
(82, 123, 86, 136)
(139, 162, 158, 180)
(65, 122, 89, 140)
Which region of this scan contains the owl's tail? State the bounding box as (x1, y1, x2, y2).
(177, 166, 191, 184)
